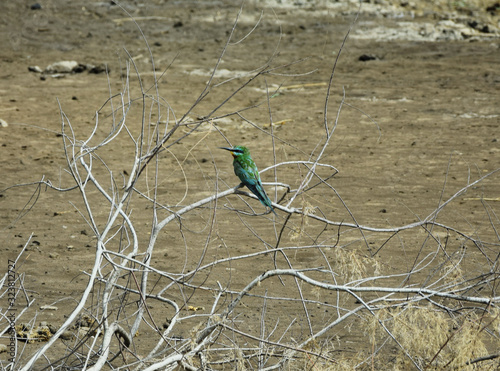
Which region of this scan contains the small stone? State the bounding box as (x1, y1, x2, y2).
(73, 64, 87, 73)
(60, 331, 73, 340)
(49, 252, 59, 259)
(48, 324, 58, 334)
(0, 119, 8, 128)
(0, 344, 7, 353)
(45, 61, 79, 74)
(359, 54, 378, 61)
(28, 65, 43, 73)
(77, 327, 91, 338)
(88, 64, 108, 74)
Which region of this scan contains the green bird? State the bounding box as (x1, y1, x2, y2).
(220, 145, 277, 215)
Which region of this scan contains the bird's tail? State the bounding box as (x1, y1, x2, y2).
(247, 183, 277, 215)
(269, 206, 278, 216)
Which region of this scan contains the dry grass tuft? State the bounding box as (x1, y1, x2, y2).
(367, 303, 494, 369)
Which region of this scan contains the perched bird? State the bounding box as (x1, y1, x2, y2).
(220, 145, 277, 215)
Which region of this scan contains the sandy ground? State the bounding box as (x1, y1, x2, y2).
(1, 0, 499, 369)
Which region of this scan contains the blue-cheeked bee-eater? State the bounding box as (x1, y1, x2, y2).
(220, 145, 277, 215)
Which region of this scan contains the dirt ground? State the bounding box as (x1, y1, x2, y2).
(1, 0, 499, 369)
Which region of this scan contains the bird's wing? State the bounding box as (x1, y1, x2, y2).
(234, 160, 274, 210)
(250, 167, 262, 185)
(250, 168, 272, 204)
(235, 163, 259, 185)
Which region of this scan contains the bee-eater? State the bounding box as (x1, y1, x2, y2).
(220, 146, 277, 215)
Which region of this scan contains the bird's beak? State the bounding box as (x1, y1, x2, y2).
(220, 147, 237, 158)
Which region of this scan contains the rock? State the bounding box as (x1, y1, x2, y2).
(88, 63, 108, 74)
(60, 331, 73, 340)
(72, 64, 87, 73)
(48, 324, 58, 334)
(0, 344, 7, 353)
(45, 61, 79, 74)
(77, 327, 92, 338)
(434, 20, 470, 41)
(352, 18, 496, 42)
(359, 54, 379, 61)
(0, 119, 8, 127)
(28, 65, 43, 73)
(40, 61, 108, 76)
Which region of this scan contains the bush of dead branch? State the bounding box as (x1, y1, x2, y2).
(1, 3, 499, 371)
